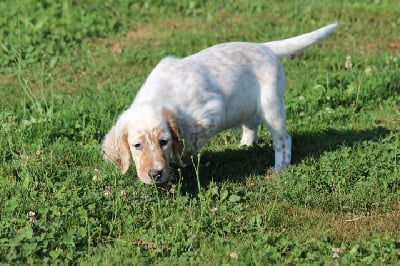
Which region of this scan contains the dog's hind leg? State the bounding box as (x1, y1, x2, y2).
(259, 64, 292, 170)
(272, 131, 292, 170)
(262, 110, 292, 170)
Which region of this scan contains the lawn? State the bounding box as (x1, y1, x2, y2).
(0, 0, 399, 264)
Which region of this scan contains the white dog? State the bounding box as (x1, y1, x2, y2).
(102, 23, 338, 184)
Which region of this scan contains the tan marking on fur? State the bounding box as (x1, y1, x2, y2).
(162, 109, 184, 162)
(101, 126, 131, 174)
(134, 132, 168, 183)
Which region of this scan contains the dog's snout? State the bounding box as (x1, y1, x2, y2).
(148, 169, 163, 180)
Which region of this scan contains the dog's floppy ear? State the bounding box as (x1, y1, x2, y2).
(162, 109, 183, 161)
(101, 125, 131, 174)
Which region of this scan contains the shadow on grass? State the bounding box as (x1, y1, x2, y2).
(177, 126, 391, 196)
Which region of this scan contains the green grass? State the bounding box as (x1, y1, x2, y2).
(1, 0, 399, 264)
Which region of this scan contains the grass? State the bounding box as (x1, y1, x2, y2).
(0, 0, 399, 264)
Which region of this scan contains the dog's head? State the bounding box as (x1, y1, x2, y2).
(102, 105, 182, 184)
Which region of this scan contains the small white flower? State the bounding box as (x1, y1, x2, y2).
(331, 247, 343, 259)
(27, 211, 36, 223)
(345, 55, 352, 69)
(332, 247, 342, 253)
(35, 149, 42, 158)
(211, 207, 218, 212)
(104, 186, 112, 197)
(230, 251, 238, 259)
(365, 66, 372, 75)
(93, 169, 100, 181)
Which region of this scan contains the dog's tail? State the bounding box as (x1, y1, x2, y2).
(264, 23, 338, 58)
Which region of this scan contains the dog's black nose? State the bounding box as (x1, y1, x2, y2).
(148, 169, 163, 180)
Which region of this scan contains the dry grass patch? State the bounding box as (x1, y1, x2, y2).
(287, 205, 400, 244)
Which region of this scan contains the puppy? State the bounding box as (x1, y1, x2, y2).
(102, 23, 338, 184)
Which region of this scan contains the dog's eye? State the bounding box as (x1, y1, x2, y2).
(134, 143, 143, 150)
(159, 139, 168, 147)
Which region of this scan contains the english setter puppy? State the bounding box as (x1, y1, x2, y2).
(102, 23, 338, 184)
